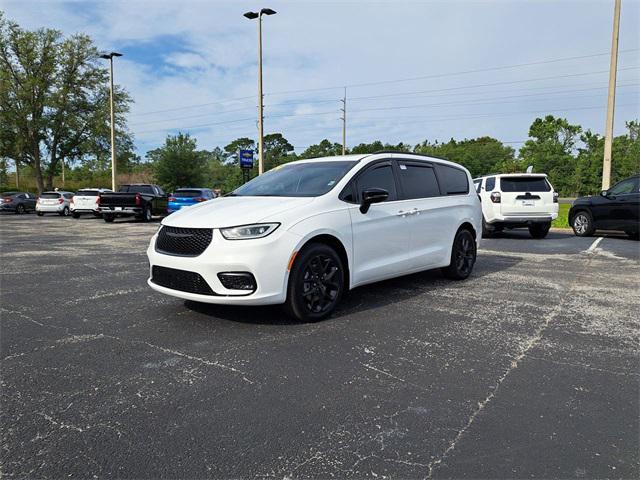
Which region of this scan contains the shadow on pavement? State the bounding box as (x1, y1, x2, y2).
(184, 253, 523, 325)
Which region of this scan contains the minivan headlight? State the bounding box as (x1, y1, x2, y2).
(220, 223, 280, 240)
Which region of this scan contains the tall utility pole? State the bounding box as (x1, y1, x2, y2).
(99, 52, 122, 191)
(244, 8, 277, 175)
(602, 0, 621, 190)
(340, 87, 347, 155)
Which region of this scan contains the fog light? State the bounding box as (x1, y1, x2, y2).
(217, 272, 256, 291)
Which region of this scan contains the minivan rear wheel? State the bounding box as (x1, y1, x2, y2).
(442, 229, 476, 280)
(529, 221, 551, 239)
(284, 243, 345, 322)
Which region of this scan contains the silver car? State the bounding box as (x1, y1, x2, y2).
(36, 191, 75, 217)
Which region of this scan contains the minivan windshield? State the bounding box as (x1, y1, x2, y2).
(231, 161, 357, 197)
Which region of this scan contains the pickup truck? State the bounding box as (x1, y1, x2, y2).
(98, 184, 169, 223)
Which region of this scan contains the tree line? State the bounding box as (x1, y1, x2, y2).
(1, 12, 638, 197)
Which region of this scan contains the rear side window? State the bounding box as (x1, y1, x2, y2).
(175, 190, 205, 198)
(500, 177, 551, 192)
(357, 163, 398, 201)
(485, 177, 496, 191)
(473, 181, 481, 193)
(437, 165, 469, 195)
(120, 185, 154, 194)
(397, 163, 440, 199)
(40, 192, 61, 199)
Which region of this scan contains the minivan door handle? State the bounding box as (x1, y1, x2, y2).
(397, 210, 407, 217)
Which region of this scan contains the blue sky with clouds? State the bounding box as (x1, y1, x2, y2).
(2, 0, 639, 156)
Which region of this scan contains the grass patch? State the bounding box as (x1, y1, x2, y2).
(552, 203, 571, 228)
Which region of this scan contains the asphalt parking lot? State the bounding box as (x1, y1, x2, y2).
(1, 214, 639, 479)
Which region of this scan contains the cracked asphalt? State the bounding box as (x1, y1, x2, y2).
(1, 214, 639, 479)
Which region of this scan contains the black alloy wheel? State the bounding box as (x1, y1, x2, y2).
(285, 243, 344, 322)
(15, 204, 25, 214)
(442, 229, 476, 280)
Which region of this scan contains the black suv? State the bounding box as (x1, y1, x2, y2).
(569, 174, 639, 239)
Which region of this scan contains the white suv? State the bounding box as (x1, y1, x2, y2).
(147, 153, 482, 321)
(473, 173, 558, 238)
(71, 188, 112, 218)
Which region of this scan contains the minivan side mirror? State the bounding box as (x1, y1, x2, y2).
(360, 188, 389, 214)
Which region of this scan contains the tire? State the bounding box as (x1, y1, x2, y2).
(442, 228, 477, 280)
(37, 211, 44, 217)
(284, 243, 345, 322)
(571, 210, 595, 237)
(103, 214, 115, 223)
(72, 212, 80, 219)
(625, 231, 639, 240)
(59, 206, 70, 217)
(140, 205, 152, 222)
(529, 221, 551, 239)
(482, 217, 493, 238)
(15, 204, 25, 214)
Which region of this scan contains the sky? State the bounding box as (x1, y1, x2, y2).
(1, 0, 639, 157)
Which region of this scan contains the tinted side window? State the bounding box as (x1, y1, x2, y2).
(473, 181, 481, 193)
(398, 163, 440, 199)
(609, 178, 637, 195)
(437, 165, 469, 195)
(485, 177, 496, 191)
(357, 164, 397, 201)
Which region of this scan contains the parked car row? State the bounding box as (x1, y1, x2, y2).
(1, 186, 218, 220)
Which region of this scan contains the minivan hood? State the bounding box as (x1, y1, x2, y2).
(162, 196, 315, 229)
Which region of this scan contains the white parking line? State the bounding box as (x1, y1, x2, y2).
(586, 236, 604, 253)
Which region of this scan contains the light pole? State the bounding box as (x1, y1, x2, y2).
(602, 0, 621, 190)
(99, 52, 122, 191)
(244, 8, 276, 175)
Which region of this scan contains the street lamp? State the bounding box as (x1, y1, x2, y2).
(244, 8, 276, 175)
(99, 51, 123, 191)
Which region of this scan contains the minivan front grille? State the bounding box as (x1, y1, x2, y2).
(155, 226, 213, 256)
(151, 266, 215, 295)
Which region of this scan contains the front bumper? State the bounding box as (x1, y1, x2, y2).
(146, 227, 301, 306)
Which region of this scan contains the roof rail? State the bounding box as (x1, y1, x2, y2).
(372, 150, 451, 161)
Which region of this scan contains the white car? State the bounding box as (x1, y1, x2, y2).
(71, 188, 112, 218)
(36, 191, 75, 217)
(147, 153, 482, 321)
(473, 173, 559, 238)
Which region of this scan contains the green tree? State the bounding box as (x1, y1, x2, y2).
(0, 13, 133, 192)
(263, 133, 295, 170)
(299, 139, 343, 159)
(414, 137, 517, 177)
(519, 115, 582, 195)
(152, 133, 208, 192)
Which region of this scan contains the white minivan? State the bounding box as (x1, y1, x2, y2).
(147, 153, 482, 321)
(473, 173, 559, 238)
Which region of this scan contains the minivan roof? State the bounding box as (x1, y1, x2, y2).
(473, 173, 548, 180)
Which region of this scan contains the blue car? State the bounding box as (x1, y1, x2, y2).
(168, 188, 216, 213)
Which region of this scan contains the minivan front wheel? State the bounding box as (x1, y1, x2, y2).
(442, 229, 476, 280)
(284, 243, 344, 322)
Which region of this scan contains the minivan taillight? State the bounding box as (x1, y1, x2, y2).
(490, 192, 501, 203)
(70, 196, 75, 204)
(96, 196, 101, 205)
(195, 197, 206, 202)
(553, 192, 559, 203)
(135, 193, 141, 206)
(168, 197, 176, 202)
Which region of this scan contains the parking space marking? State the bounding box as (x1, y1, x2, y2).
(586, 236, 604, 253)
